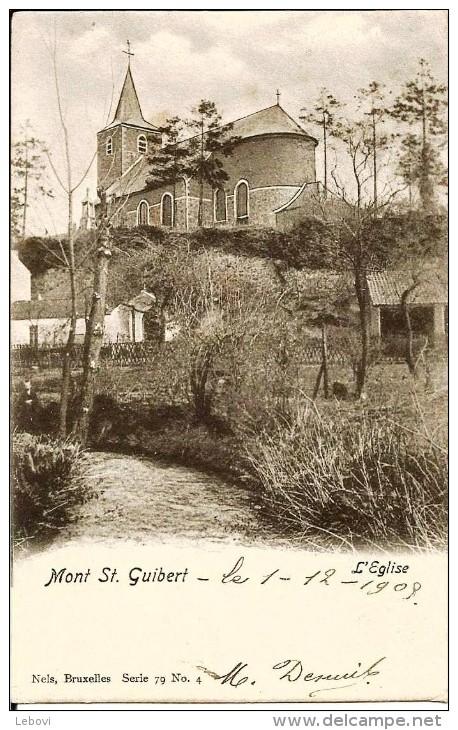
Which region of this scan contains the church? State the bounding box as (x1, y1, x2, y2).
(96, 59, 321, 231)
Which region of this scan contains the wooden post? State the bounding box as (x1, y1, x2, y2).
(74, 236, 112, 444)
(312, 364, 324, 401)
(322, 321, 329, 398)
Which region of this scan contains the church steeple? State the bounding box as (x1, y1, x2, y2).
(97, 46, 162, 191)
(112, 65, 145, 126)
(101, 44, 158, 132)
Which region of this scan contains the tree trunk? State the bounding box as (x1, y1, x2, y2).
(190, 341, 215, 422)
(354, 266, 371, 398)
(198, 179, 204, 227)
(419, 66, 435, 213)
(22, 141, 28, 239)
(73, 239, 112, 444)
(312, 364, 324, 401)
(401, 283, 419, 376)
(58, 192, 76, 437)
(197, 118, 204, 227)
(321, 322, 329, 398)
(323, 112, 327, 197)
(372, 112, 377, 209)
(419, 144, 435, 213)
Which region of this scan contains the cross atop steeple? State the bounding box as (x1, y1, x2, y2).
(276, 89, 281, 106)
(123, 39, 135, 66)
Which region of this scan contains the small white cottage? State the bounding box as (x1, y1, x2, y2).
(11, 250, 31, 303)
(10, 290, 157, 346)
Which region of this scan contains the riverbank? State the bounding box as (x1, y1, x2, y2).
(92, 398, 251, 485)
(88, 391, 448, 551)
(12, 364, 448, 551)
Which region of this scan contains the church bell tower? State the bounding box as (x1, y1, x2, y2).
(97, 42, 161, 192)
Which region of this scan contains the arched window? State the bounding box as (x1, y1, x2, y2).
(235, 180, 249, 224)
(214, 188, 227, 223)
(137, 135, 147, 154)
(161, 193, 173, 227)
(106, 136, 113, 155)
(137, 200, 149, 226)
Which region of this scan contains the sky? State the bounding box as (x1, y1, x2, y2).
(11, 9, 448, 236)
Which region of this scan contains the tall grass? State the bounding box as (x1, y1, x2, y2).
(245, 401, 447, 549)
(12, 432, 97, 546)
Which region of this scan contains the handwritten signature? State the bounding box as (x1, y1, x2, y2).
(197, 657, 386, 697)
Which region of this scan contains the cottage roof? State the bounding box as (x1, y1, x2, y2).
(11, 299, 92, 321)
(127, 290, 157, 312)
(11, 289, 156, 321)
(367, 271, 448, 307)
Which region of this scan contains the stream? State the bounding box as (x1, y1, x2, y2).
(57, 451, 267, 547)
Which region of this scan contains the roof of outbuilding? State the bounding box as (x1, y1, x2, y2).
(127, 290, 157, 312)
(11, 299, 92, 321)
(11, 289, 157, 321)
(367, 270, 448, 306)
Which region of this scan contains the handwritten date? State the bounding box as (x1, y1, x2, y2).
(220, 557, 421, 601)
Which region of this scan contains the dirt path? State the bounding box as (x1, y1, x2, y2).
(57, 451, 265, 547)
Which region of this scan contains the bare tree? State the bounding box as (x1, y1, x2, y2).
(44, 34, 142, 438)
(44, 35, 97, 437)
(300, 88, 342, 196)
(356, 81, 391, 209)
(306, 114, 409, 397)
(73, 192, 112, 443)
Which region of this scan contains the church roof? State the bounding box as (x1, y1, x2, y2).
(101, 66, 158, 132)
(105, 156, 148, 197)
(105, 103, 317, 197)
(230, 104, 317, 143)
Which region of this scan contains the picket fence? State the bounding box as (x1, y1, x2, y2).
(11, 336, 442, 371)
(11, 341, 159, 370)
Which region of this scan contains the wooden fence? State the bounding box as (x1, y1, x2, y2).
(11, 336, 446, 372)
(11, 341, 159, 370)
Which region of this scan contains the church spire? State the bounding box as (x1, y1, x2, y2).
(97, 42, 161, 192)
(112, 64, 144, 124)
(100, 42, 158, 132)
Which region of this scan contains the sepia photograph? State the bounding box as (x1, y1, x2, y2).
(10, 9, 448, 708)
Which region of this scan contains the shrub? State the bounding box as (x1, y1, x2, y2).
(11, 432, 96, 545)
(245, 402, 447, 549)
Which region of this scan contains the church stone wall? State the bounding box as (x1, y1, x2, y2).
(246, 186, 300, 227)
(107, 130, 318, 230)
(121, 126, 161, 176)
(97, 125, 161, 191)
(221, 134, 316, 190)
(97, 126, 123, 191)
